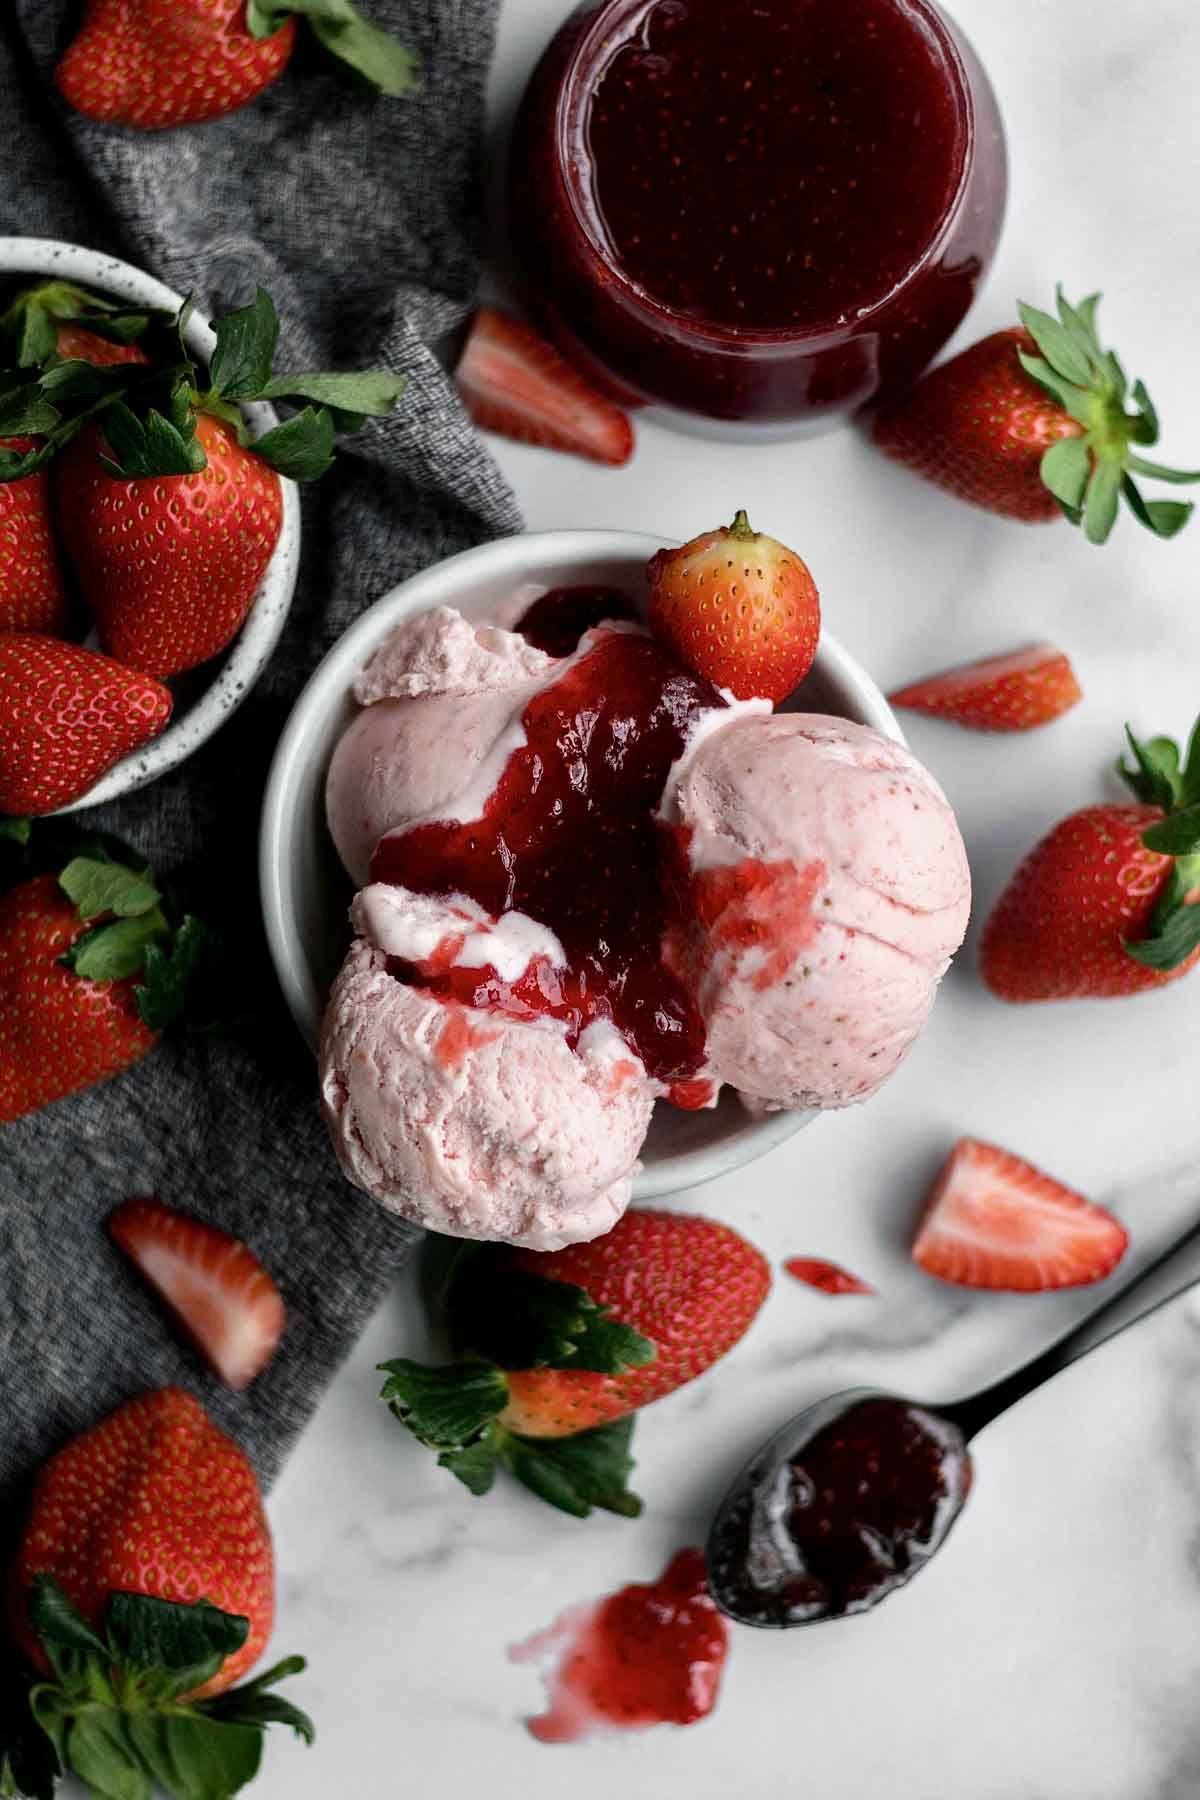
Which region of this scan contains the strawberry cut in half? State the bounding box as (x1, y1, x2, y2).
(108, 1197, 285, 1391)
(890, 643, 1082, 732)
(456, 307, 634, 466)
(912, 1138, 1128, 1292)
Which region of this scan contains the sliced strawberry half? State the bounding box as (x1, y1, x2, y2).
(912, 1138, 1128, 1291)
(889, 643, 1082, 732)
(108, 1197, 285, 1390)
(456, 306, 634, 466)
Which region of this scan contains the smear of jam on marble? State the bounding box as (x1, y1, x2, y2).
(784, 1257, 875, 1297)
(708, 1396, 971, 1626)
(373, 597, 724, 1096)
(509, 1547, 729, 1742)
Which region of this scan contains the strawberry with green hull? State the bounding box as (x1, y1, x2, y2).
(913, 1138, 1128, 1291)
(982, 716, 1200, 1001)
(0, 844, 209, 1124)
(0, 635, 172, 814)
(108, 1197, 286, 1392)
(872, 288, 1200, 543)
(647, 509, 820, 703)
(1, 278, 154, 372)
(381, 1210, 771, 1517)
(56, 0, 418, 131)
(890, 643, 1082, 733)
(7, 1388, 312, 1799)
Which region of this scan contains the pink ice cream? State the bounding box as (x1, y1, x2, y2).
(320, 884, 654, 1250)
(325, 607, 553, 885)
(662, 712, 971, 1110)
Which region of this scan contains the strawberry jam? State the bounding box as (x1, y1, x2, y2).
(510, 0, 1006, 427)
(707, 1394, 971, 1626)
(510, 1547, 729, 1741)
(371, 618, 722, 1092)
(516, 584, 638, 655)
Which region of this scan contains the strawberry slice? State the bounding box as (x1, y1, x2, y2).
(889, 643, 1082, 732)
(912, 1138, 1128, 1291)
(108, 1197, 285, 1390)
(784, 1257, 875, 1296)
(456, 307, 634, 466)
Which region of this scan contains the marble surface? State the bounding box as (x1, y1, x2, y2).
(259, 1, 1200, 1794)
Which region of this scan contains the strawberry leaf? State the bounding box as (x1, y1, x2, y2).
(1119, 726, 1181, 810)
(377, 1359, 509, 1450)
(1083, 458, 1121, 544)
(199, 1658, 313, 1747)
(437, 1431, 502, 1497)
(59, 856, 159, 922)
(1126, 454, 1200, 484)
(208, 290, 279, 403)
(29, 1579, 108, 1668)
(62, 911, 169, 983)
(99, 402, 207, 479)
(259, 371, 404, 418)
(1130, 378, 1159, 444)
(500, 1417, 642, 1520)
(453, 1268, 655, 1375)
(0, 817, 30, 845)
(1125, 901, 1200, 971)
(250, 406, 335, 480)
(1039, 436, 1090, 509)
(248, 0, 420, 96)
(1141, 805, 1200, 856)
(1124, 487, 1194, 539)
(135, 916, 211, 1032)
(0, 383, 59, 436)
(1018, 302, 1097, 390)
(105, 1595, 248, 1693)
(1015, 351, 1093, 423)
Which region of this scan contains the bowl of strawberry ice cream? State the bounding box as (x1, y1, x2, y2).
(261, 530, 970, 1247)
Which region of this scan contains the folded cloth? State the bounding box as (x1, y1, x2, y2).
(0, 0, 521, 1511)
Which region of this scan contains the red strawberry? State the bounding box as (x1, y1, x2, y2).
(55, 0, 298, 129)
(380, 1209, 771, 1516)
(0, 633, 171, 814)
(9, 1389, 312, 1795)
(109, 1197, 286, 1391)
(0, 850, 206, 1123)
(872, 290, 1199, 543)
(889, 642, 1082, 732)
(56, 412, 283, 678)
(53, 321, 149, 368)
(647, 508, 820, 702)
(982, 714, 1200, 1002)
(912, 1137, 1128, 1291)
(456, 306, 634, 466)
(0, 439, 73, 635)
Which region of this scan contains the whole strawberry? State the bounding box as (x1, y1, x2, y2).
(380, 1210, 771, 1517)
(56, 0, 418, 131)
(0, 633, 171, 813)
(982, 718, 1200, 1001)
(57, 412, 285, 678)
(873, 289, 1200, 543)
(0, 847, 208, 1122)
(0, 438, 73, 635)
(9, 1389, 312, 1798)
(648, 509, 820, 703)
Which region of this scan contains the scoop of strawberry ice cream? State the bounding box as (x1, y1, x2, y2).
(319, 884, 655, 1249)
(326, 607, 554, 885)
(662, 713, 971, 1110)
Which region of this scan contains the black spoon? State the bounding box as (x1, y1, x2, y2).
(707, 1215, 1200, 1628)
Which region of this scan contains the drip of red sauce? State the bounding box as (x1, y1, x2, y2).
(372, 615, 725, 1093)
(516, 584, 639, 655)
(784, 1257, 875, 1296)
(509, 1547, 729, 1742)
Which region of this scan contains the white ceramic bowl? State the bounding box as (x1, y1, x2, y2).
(260, 530, 905, 1199)
(0, 237, 301, 810)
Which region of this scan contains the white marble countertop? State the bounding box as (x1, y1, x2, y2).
(261, 1, 1200, 1793)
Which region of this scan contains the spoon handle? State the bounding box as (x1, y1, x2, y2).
(948, 1212, 1200, 1441)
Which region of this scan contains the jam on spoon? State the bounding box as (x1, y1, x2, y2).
(708, 1212, 1200, 1628)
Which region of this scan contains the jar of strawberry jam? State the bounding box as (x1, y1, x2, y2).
(509, 0, 1007, 436)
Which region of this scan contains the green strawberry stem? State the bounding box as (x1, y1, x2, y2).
(244, 0, 420, 97)
(727, 508, 755, 539)
(1118, 717, 1200, 969)
(20, 1579, 311, 1800)
(1018, 287, 1200, 545)
(55, 847, 213, 1033)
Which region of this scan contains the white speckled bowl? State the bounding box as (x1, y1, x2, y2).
(0, 238, 301, 810)
(260, 530, 905, 1200)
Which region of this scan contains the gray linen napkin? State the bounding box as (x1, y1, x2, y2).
(0, 0, 521, 1510)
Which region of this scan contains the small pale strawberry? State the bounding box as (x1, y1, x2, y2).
(647, 508, 820, 702)
(0, 633, 171, 814)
